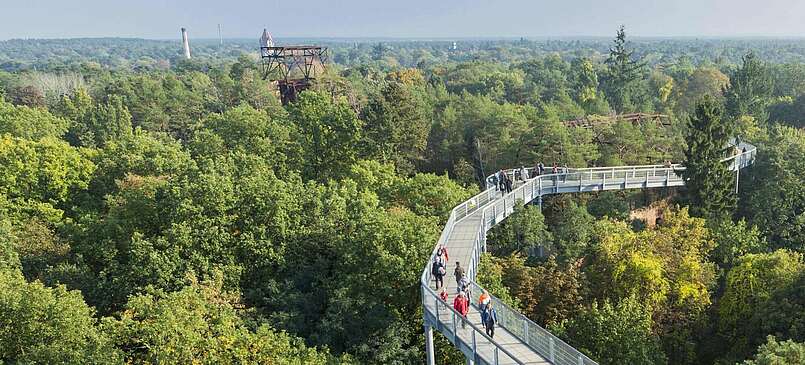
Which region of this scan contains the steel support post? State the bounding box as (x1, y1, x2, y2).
(425, 325, 435, 365)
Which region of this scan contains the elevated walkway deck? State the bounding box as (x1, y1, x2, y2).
(421, 142, 757, 365)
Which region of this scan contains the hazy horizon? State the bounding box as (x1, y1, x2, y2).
(3, 0, 805, 41)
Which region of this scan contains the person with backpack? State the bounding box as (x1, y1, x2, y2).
(454, 262, 465, 289)
(437, 244, 449, 263)
(457, 274, 470, 295)
(432, 258, 446, 289)
(453, 291, 469, 328)
(483, 302, 498, 338)
(497, 170, 506, 192)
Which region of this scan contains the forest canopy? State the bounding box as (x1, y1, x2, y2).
(1, 28, 804, 365)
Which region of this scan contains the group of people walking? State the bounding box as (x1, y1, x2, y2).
(491, 161, 571, 192)
(432, 246, 498, 339)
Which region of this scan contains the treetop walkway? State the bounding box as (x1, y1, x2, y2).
(421, 141, 757, 365)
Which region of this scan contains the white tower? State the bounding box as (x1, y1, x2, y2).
(259, 28, 275, 57)
(181, 28, 191, 59)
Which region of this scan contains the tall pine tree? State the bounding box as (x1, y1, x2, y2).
(681, 96, 736, 220)
(602, 25, 646, 114)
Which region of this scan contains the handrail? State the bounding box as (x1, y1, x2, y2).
(422, 282, 526, 364)
(423, 140, 757, 365)
(486, 140, 756, 189)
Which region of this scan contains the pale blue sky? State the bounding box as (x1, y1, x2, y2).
(2, 0, 805, 40)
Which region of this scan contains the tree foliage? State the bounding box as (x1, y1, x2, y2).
(681, 95, 736, 220)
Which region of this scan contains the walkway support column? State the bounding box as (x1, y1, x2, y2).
(466, 355, 475, 365)
(425, 325, 435, 365)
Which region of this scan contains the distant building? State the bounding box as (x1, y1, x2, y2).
(260, 28, 274, 57)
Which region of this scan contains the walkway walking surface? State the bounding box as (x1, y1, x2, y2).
(429, 190, 551, 365)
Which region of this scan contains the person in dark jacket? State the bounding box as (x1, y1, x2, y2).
(454, 262, 465, 289)
(483, 302, 498, 338)
(432, 258, 445, 289)
(505, 174, 513, 193)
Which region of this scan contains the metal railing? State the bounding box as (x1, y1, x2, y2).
(422, 141, 757, 365)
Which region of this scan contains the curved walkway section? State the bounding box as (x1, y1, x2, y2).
(421, 142, 756, 365)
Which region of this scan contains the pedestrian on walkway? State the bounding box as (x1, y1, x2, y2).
(454, 262, 465, 288)
(478, 290, 491, 315)
(439, 289, 448, 302)
(505, 174, 513, 193)
(483, 302, 498, 338)
(539, 162, 545, 176)
(520, 166, 529, 182)
(498, 170, 506, 192)
(454, 291, 469, 328)
(562, 163, 568, 183)
(437, 244, 449, 263)
(432, 258, 446, 289)
(533, 162, 541, 176)
(458, 273, 470, 295)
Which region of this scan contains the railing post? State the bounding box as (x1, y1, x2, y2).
(624, 168, 628, 188)
(602, 171, 606, 190)
(452, 312, 457, 343)
(523, 318, 528, 345)
(436, 294, 440, 319)
(494, 347, 499, 365)
(472, 330, 477, 360)
(550, 337, 555, 362)
(425, 325, 436, 365)
(539, 178, 543, 196)
(578, 354, 584, 365)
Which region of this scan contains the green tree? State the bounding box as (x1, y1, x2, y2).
(499, 254, 587, 327)
(67, 95, 133, 148)
(109, 275, 337, 365)
(487, 202, 553, 257)
(475, 253, 521, 308)
(741, 336, 805, 365)
(0, 135, 95, 220)
(0, 269, 121, 364)
(720, 250, 805, 327)
(725, 52, 773, 124)
(193, 103, 295, 172)
(552, 296, 667, 365)
(570, 57, 609, 114)
(391, 172, 477, 223)
(709, 219, 764, 269)
(362, 81, 431, 174)
(587, 191, 630, 220)
(740, 125, 805, 252)
(0, 98, 69, 139)
(675, 66, 730, 115)
(681, 95, 736, 220)
(602, 25, 647, 113)
(289, 91, 363, 181)
(548, 200, 595, 262)
(749, 273, 805, 354)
